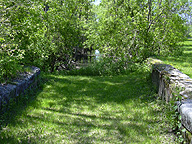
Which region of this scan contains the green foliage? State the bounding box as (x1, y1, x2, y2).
(0, 40, 24, 82)
(80, 57, 130, 76)
(160, 87, 186, 143)
(0, 0, 94, 81)
(84, 0, 190, 64)
(65, 56, 150, 76)
(0, 0, 191, 81)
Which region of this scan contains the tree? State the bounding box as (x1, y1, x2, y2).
(85, 0, 190, 64)
(0, 0, 191, 81)
(0, 0, 94, 80)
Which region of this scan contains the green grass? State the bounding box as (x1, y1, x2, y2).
(0, 72, 176, 143)
(156, 39, 192, 78)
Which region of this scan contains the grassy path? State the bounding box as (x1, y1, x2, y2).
(0, 73, 176, 143)
(156, 39, 192, 78)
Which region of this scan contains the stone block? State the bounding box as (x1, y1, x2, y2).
(179, 100, 192, 133)
(151, 60, 192, 143)
(0, 66, 40, 112)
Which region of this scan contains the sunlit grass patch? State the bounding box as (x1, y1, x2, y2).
(0, 73, 176, 143)
(156, 39, 192, 78)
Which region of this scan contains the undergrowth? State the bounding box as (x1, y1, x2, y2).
(157, 88, 186, 143)
(63, 57, 150, 76)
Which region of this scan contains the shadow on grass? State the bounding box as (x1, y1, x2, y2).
(0, 73, 170, 143)
(0, 77, 45, 142)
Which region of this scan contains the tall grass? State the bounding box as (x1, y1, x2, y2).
(64, 57, 150, 76)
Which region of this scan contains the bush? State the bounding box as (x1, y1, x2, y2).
(64, 56, 150, 76)
(0, 39, 24, 83)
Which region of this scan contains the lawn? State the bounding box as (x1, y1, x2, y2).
(0, 72, 176, 143)
(156, 39, 192, 78)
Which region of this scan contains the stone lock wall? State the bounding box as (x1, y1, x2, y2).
(152, 63, 192, 142)
(0, 66, 40, 113)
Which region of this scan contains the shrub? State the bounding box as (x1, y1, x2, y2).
(64, 56, 150, 76)
(0, 39, 24, 82)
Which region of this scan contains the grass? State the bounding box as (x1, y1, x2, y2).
(0, 72, 177, 143)
(156, 39, 192, 78)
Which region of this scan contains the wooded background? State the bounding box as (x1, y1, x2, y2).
(0, 0, 191, 81)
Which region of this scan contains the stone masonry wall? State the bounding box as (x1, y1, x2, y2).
(152, 63, 192, 142)
(0, 66, 40, 113)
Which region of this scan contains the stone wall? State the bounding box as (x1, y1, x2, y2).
(0, 66, 40, 113)
(152, 63, 192, 142)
